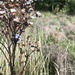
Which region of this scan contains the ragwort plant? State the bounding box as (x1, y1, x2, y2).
(0, 0, 40, 75)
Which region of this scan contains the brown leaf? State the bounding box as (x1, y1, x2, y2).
(27, 36, 30, 40)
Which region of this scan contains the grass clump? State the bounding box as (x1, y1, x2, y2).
(0, 12, 75, 75)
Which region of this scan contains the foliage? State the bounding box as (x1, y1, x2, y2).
(34, 0, 66, 11)
(67, 0, 75, 13)
(3, 0, 75, 13)
(0, 0, 40, 75)
(34, 0, 75, 14)
(0, 1, 75, 75)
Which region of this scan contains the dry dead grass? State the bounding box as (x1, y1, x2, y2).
(0, 12, 75, 75)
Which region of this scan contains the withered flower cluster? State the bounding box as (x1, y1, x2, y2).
(0, 0, 35, 43)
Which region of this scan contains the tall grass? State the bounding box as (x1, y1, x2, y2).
(0, 12, 75, 75)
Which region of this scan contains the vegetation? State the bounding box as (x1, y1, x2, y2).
(0, 0, 39, 75)
(2, 0, 75, 13)
(0, 11, 75, 75)
(34, 0, 75, 14)
(0, 0, 75, 75)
